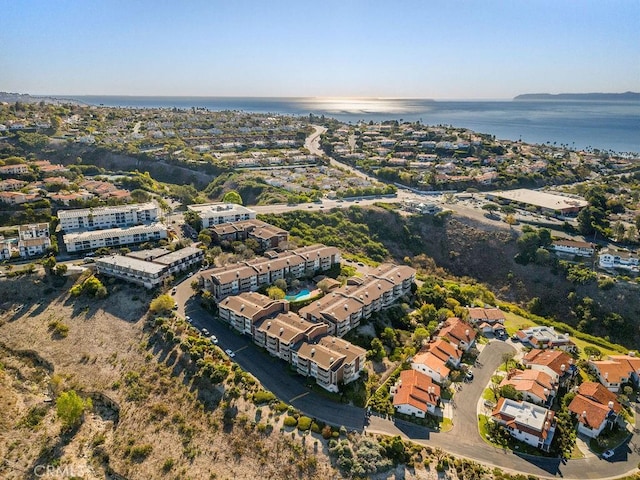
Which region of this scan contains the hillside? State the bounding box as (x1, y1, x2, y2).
(0, 274, 337, 480)
(261, 206, 640, 347)
(514, 92, 640, 101)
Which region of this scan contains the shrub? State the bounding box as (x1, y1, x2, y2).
(56, 390, 92, 428)
(19, 405, 48, 428)
(252, 390, 276, 405)
(283, 416, 298, 428)
(48, 319, 69, 338)
(310, 421, 321, 433)
(321, 424, 333, 439)
(297, 416, 312, 431)
(130, 444, 153, 461)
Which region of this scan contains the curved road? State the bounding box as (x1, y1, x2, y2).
(175, 278, 639, 479)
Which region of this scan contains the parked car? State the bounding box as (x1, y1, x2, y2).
(185, 316, 191, 323)
(465, 370, 474, 381)
(171, 287, 177, 295)
(202, 328, 209, 336)
(602, 449, 615, 459)
(210, 335, 218, 344)
(225, 349, 236, 358)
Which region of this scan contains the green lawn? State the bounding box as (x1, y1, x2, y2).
(589, 428, 631, 453)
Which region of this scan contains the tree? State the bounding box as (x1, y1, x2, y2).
(56, 390, 92, 429)
(183, 211, 202, 232)
(43, 256, 57, 274)
(501, 352, 515, 371)
(267, 286, 285, 300)
(498, 384, 522, 401)
(274, 278, 287, 291)
(54, 264, 68, 276)
(198, 231, 212, 246)
(413, 327, 430, 348)
(583, 346, 602, 360)
(317, 278, 333, 293)
(222, 190, 243, 205)
(150, 294, 175, 314)
(482, 203, 500, 217)
(368, 337, 385, 361)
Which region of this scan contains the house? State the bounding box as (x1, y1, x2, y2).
(568, 382, 621, 438)
(0, 239, 13, 260)
(18, 223, 50, 240)
(522, 349, 578, 386)
(515, 326, 575, 352)
(0, 179, 28, 191)
(0, 191, 40, 205)
(588, 354, 640, 392)
(551, 240, 595, 257)
(0, 164, 30, 175)
(391, 369, 441, 417)
(491, 398, 556, 452)
(598, 249, 639, 271)
(19, 237, 51, 258)
(467, 307, 506, 325)
(411, 338, 462, 384)
(499, 369, 556, 406)
(438, 317, 476, 352)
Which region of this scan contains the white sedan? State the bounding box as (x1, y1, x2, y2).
(225, 349, 236, 358)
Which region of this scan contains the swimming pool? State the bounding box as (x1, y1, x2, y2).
(285, 289, 311, 302)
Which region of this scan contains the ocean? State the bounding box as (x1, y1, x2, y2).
(64, 96, 640, 154)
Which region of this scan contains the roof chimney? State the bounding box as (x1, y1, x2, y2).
(608, 401, 614, 410)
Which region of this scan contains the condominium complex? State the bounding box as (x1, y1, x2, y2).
(95, 246, 203, 288)
(202, 244, 341, 300)
(218, 291, 366, 392)
(58, 202, 159, 232)
(209, 219, 289, 251)
(187, 202, 256, 228)
(299, 263, 416, 337)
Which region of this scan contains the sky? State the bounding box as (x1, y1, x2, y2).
(1, 1, 639, 99)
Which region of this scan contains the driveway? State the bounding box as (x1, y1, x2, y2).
(175, 280, 640, 479)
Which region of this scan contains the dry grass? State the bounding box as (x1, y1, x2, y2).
(0, 273, 338, 480)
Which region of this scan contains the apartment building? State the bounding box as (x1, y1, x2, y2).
(187, 202, 256, 228)
(298, 263, 415, 337)
(63, 223, 167, 253)
(217, 291, 365, 392)
(218, 292, 288, 336)
(203, 244, 341, 300)
(58, 202, 159, 232)
(209, 219, 289, 250)
(95, 247, 203, 289)
(254, 312, 327, 362)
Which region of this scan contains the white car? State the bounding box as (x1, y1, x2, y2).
(185, 316, 191, 323)
(210, 335, 218, 344)
(602, 449, 615, 459)
(225, 349, 236, 358)
(202, 328, 209, 336)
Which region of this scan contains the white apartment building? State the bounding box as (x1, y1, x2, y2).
(63, 223, 167, 253)
(95, 247, 204, 289)
(598, 248, 639, 271)
(187, 202, 256, 228)
(58, 202, 159, 232)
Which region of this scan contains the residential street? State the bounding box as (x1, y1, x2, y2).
(176, 279, 640, 479)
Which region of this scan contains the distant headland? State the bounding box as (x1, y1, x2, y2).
(514, 91, 639, 101)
